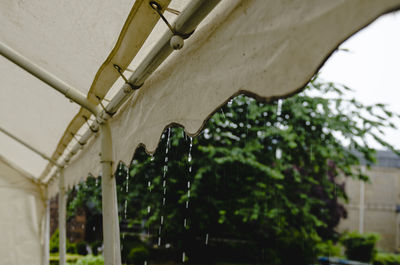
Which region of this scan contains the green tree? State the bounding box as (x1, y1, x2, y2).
(69, 78, 399, 265)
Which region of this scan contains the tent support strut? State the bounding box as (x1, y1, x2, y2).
(100, 122, 121, 265)
(58, 168, 67, 265)
(0, 42, 122, 265)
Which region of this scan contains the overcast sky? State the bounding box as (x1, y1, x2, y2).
(319, 11, 400, 150)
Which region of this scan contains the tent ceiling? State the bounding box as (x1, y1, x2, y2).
(0, 56, 78, 177)
(0, 0, 186, 180)
(1, 0, 400, 191)
(0, 0, 134, 94)
(48, 0, 400, 197)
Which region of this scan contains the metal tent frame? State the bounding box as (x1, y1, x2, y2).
(0, 1, 220, 264)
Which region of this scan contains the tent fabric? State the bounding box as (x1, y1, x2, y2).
(0, 0, 186, 180)
(46, 0, 400, 197)
(0, 156, 45, 265)
(37, 0, 173, 180)
(0, 55, 79, 177)
(0, 0, 135, 178)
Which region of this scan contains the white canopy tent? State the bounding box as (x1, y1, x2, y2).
(1, 1, 399, 264)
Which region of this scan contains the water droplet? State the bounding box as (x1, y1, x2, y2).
(221, 108, 226, 119)
(187, 190, 190, 198)
(187, 181, 190, 188)
(163, 180, 166, 187)
(163, 197, 166, 205)
(147, 206, 151, 213)
(161, 216, 164, 225)
(124, 200, 128, 219)
(182, 252, 186, 263)
(205, 233, 209, 245)
(186, 201, 189, 209)
(276, 148, 282, 159)
(144, 261, 147, 265)
(184, 218, 187, 227)
(93, 226, 96, 231)
(188, 137, 193, 162)
(158, 237, 161, 246)
(125, 175, 129, 193)
(277, 99, 283, 116)
(148, 181, 151, 187)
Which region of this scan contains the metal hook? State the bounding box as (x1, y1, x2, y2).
(149, 1, 194, 39)
(95, 96, 115, 117)
(113, 64, 141, 90)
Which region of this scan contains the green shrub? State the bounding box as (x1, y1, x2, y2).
(76, 255, 104, 265)
(316, 240, 342, 258)
(76, 241, 88, 255)
(50, 228, 80, 254)
(127, 246, 149, 265)
(120, 234, 143, 263)
(341, 231, 379, 262)
(50, 229, 60, 253)
(90, 241, 102, 255)
(49, 253, 83, 265)
(374, 253, 400, 265)
(67, 242, 77, 254)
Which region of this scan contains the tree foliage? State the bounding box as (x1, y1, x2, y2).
(68, 78, 399, 264)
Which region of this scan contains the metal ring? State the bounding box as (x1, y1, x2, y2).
(113, 64, 141, 90)
(149, 1, 195, 39)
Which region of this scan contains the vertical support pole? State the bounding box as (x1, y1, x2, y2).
(100, 122, 121, 265)
(359, 166, 366, 234)
(58, 169, 67, 265)
(396, 208, 400, 250)
(43, 199, 50, 265)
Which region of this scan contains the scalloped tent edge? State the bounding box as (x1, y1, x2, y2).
(1, 1, 400, 265)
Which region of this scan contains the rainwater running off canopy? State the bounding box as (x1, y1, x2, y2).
(1, 1, 399, 264)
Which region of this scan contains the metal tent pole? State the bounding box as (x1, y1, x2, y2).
(0, 126, 66, 264)
(100, 122, 121, 265)
(43, 199, 51, 265)
(1, 2, 222, 264)
(0, 126, 61, 168)
(58, 168, 67, 265)
(0, 43, 121, 265)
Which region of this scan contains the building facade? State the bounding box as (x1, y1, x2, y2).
(339, 151, 400, 252)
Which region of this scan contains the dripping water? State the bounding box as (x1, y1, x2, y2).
(221, 109, 226, 120)
(125, 165, 130, 193)
(158, 128, 171, 247)
(276, 99, 283, 159)
(182, 136, 193, 261)
(124, 200, 128, 219)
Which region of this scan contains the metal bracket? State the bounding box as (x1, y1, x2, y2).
(83, 116, 99, 133)
(149, 1, 194, 39)
(95, 95, 115, 118)
(113, 64, 141, 90)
